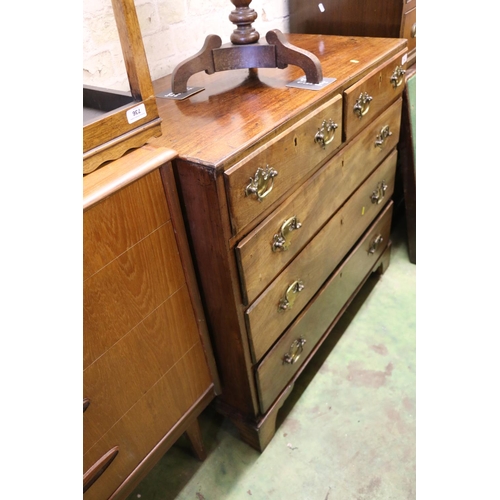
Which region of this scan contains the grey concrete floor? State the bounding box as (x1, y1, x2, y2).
(127, 214, 416, 500)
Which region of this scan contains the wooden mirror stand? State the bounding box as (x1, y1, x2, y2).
(170, 0, 324, 94)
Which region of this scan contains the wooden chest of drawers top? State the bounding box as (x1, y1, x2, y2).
(149, 34, 407, 169)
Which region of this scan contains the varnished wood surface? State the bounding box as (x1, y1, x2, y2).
(83, 146, 177, 210)
(246, 149, 398, 363)
(256, 202, 394, 413)
(236, 98, 402, 305)
(149, 35, 407, 168)
(84, 344, 213, 500)
(224, 93, 343, 234)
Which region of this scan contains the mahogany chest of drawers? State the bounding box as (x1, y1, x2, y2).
(149, 34, 408, 451)
(83, 147, 219, 499)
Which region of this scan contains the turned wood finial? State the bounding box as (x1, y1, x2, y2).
(229, 0, 260, 45)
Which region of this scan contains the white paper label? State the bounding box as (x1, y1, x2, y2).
(126, 103, 147, 124)
(402, 53, 408, 65)
(318, 3, 325, 12)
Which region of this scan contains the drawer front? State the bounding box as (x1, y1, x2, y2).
(84, 343, 213, 500)
(402, 8, 416, 54)
(83, 285, 201, 454)
(225, 93, 343, 234)
(236, 99, 402, 305)
(84, 170, 170, 281)
(83, 222, 186, 369)
(256, 201, 394, 414)
(245, 150, 397, 363)
(344, 49, 407, 141)
(403, 0, 416, 15)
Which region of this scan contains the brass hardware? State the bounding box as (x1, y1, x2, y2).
(283, 337, 307, 364)
(272, 216, 302, 252)
(411, 23, 416, 38)
(314, 119, 338, 148)
(278, 280, 305, 311)
(369, 234, 384, 254)
(353, 92, 373, 118)
(390, 65, 406, 88)
(375, 125, 392, 148)
(245, 165, 278, 201)
(371, 180, 388, 204)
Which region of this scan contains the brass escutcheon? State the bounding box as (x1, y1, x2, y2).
(369, 234, 384, 254)
(245, 165, 278, 201)
(375, 125, 393, 148)
(390, 65, 406, 88)
(314, 119, 338, 149)
(283, 337, 307, 365)
(278, 280, 305, 311)
(411, 23, 416, 38)
(272, 216, 302, 252)
(371, 180, 388, 205)
(353, 92, 373, 118)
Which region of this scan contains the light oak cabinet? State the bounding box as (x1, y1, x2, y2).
(83, 147, 219, 499)
(148, 34, 408, 451)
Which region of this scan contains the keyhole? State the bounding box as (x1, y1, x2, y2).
(294, 137, 298, 147)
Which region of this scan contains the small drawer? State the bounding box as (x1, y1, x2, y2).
(343, 49, 407, 141)
(403, 0, 416, 15)
(402, 8, 416, 54)
(224, 93, 343, 234)
(236, 99, 401, 306)
(255, 201, 394, 414)
(245, 150, 397, 363)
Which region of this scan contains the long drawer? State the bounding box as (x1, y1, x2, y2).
(245, 149, 397, 363)
(236, 98, 402, 305)
(224, 93, 343, 234)
(344, 49, 407, 141)
(256, 201, 394, 413)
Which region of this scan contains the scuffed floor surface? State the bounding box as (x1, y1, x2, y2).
(127, 217, 416, 500)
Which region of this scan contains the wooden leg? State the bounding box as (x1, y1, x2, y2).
(185, 418, 206, 461)
(229, 383, 294, 452)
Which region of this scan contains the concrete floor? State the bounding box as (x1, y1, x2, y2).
(127, 215, 416, 500)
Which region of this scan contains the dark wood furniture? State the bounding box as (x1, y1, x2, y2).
(148, 34, 408, 451)
(83, 146, 220, 499)
(83, 0, 162, 175)
(288, 0, 416, 67)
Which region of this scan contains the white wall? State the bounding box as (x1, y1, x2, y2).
(83, 0, 290, 91)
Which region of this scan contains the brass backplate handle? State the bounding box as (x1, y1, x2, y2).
(353, 92, 373, 118)
(369, 234, 384, 254)
(314, 119, 338, 149)
(272, 216, 302, 252)
(375, 125, 393, 148)
(411, 23, 416, 38)
(390, 65, 406, 88)
(278, 280, 305, 311)
(245, 165, 278, 201)
(370, 180, 388, 204)
(283, 337, 307, 364)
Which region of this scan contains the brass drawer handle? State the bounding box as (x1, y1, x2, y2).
(369, 234, 384, 254)
(390, 65, 406, 88)
(245, 165, 278, 201)
(411, 23, 416, 38)
(371, 180, 388, 205)
(278, 280, 304, 311)
(375, 125, 393, 148)
(272, 216, 302, 252)
(353, 92, 373, 118)
(283, 337, 307, 364)
(83, 446, 119, 493)
(314, 119, 338, 148)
